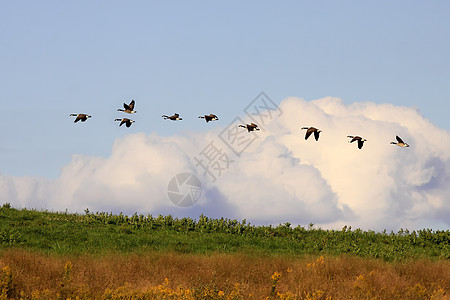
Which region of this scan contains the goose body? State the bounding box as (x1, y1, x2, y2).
(239, 123, 260, 132)
(301, 127, 322, 141)
(162, 113, 182, 121)
(347, 135, 367, 149)
(115, 118, 135, 127)
(198, 114, 219, 123)
(391, 135, 409, 147)
(117, 100, 136, 114)
(70, 113, 91, 123)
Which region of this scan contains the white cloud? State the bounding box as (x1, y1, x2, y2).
(1, 97, 450, 231)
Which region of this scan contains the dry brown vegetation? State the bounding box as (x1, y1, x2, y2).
(0, 249, 449, 299)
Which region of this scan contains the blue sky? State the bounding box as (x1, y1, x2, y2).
(1, 1, 450, 178)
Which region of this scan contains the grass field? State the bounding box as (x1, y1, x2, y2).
(0, 203, 449, 299)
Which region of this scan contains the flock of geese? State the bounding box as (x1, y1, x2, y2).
(70, 99, 410, 150)
(70, 99, 216, 127)
(299, 126, 409, 149)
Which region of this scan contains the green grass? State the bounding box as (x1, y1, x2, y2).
(0, 203, 449, 261)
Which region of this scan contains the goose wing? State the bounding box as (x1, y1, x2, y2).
(128, 100, 135, 110)
(396, 135, 404, 143)
(123, 102, 131, 110)
(357, 139, 364, 149)
(305, 128, 314, 140)
(74, 114, 86, 123)
(314, 130, 320, 141)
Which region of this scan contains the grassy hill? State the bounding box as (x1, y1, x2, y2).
(0, 203, 449, 261)
(0, 203, 449, 299)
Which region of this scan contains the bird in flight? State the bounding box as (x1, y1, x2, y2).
(301, 127, 322, 141)
(390, 135, 409, 147)
(70, 113, 91, 123)
(198, 114, 219, 123)
(347, 135, 367, 149)
(115, 118, 135, 127)
(117, 100, 136, 114)
(162, 113, 182, 120)
(239, 123, 260, 132)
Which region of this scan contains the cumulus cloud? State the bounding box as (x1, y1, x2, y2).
(1, 97, 450, 231)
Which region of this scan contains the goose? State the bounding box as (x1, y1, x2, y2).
(198, 114, 219, 123)
(117, 100, 136, 114)
(70, 113, 91, 123)
(301, 127, 322, 141)
(347, 136, 367, 149)
(162, 113, 182, 121)
(239, 123, 260, 132)
(391, 135, 409, 147)
(115, 118, 135, 127)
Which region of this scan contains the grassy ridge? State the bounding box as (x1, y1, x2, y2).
(0, 204, 449, 261)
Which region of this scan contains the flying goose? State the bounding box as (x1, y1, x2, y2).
(162, 113, 182, 120)
(117, 100, 136, 114)
(70, 113, 91, 123)
(239, 123, 260, 132)
(301, 127, 322, 141)
(198, 114, 219, 123)
(115, 118, 135, 127)
(347, 136, 367, 149)
(391, 135, 409, 147)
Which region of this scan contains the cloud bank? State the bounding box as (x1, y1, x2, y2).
(1, 97, 450, 231)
